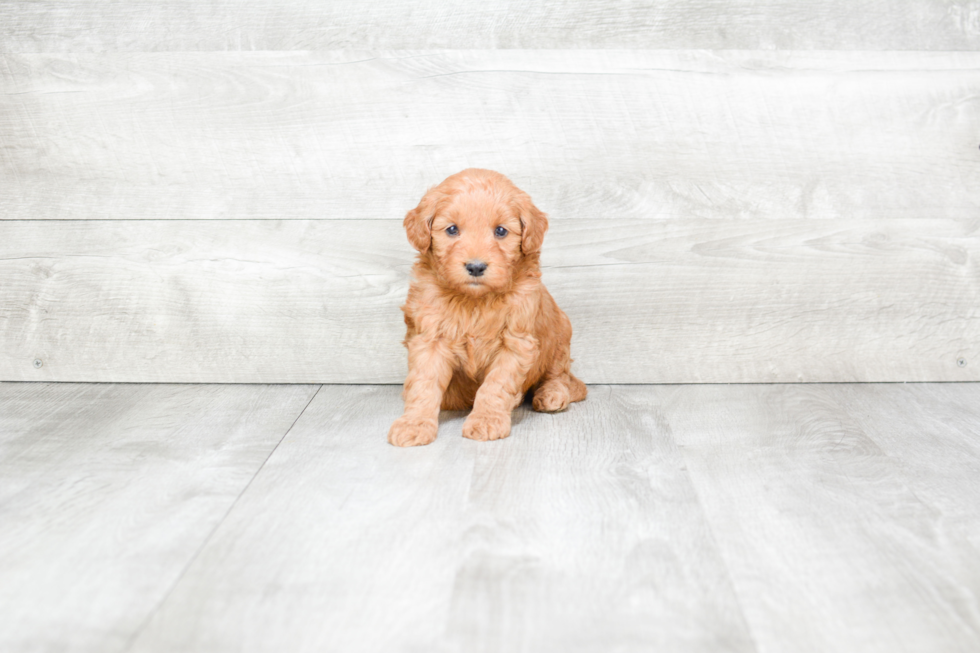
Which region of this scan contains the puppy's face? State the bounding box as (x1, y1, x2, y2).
(429, 189, 524, 296)
(405, 169, 548, 297)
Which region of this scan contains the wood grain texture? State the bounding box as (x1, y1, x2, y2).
(659, 384, 980, 653)
(828, 384, 980, 552)
(1, 218, 976, 384)
(5, 382, 980, 651)
(0, 382, 319, 653)
(3, 1, 980, 52)
(3, 50, 980, 222)
(127, 384, 753, 653)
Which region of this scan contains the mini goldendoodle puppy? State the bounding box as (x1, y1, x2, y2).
(389, 168, 587, 447)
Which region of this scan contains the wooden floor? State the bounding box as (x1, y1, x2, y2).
(2, 382, 980, 652)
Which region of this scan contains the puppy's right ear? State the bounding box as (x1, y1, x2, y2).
(404, 188, 439, 252)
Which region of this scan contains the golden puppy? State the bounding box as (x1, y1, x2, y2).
(389, 168, 587, 447)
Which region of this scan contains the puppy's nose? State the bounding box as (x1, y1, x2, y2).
(465, 261, 488, 277)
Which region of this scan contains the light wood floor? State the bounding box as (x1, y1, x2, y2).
(2, 382, 979, 652)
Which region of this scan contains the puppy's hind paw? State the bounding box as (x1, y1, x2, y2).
(388, 416, 438, 447)
(462, 411, 511, 442)
(532, 383, 570, 413)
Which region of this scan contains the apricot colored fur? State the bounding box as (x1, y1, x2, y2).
(389, 169, 587, 447)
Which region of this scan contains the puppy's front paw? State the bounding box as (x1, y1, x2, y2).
(388, 416, 437, 447)
(462, 411, 511, 441)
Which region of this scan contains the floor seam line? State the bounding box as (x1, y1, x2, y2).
(669, 431, 762, 653)
(120, 383, 323, 652)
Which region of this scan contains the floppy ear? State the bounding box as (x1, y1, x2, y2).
(403, 188, 439, 252)
(516, 193, 549, 255)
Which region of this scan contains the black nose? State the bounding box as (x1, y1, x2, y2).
(465, 261, 487, 277)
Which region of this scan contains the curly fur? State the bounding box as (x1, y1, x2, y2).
(389, 169, 586, 446)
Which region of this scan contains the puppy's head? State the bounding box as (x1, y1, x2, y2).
(404, 169, 548, 297)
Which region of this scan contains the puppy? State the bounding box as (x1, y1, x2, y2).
(388, 168, 587, 447)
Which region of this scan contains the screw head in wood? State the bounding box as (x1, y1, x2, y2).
(958, 357, 967, 367)
(33, 359, 43, 368)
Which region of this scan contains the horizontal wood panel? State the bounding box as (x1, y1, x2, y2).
(1, 218, 976, 383)
(3, 51, 979, 222)
(3, 1, 980, 52)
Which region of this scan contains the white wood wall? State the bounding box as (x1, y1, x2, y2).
(1, 3, 978, 383)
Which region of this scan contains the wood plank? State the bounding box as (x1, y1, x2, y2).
(1, 218, 976, 384)
(3, 50, 980, 222)
(3, 1, 980, 52)
(828, 384, 980, 551)
(127, 385, 479, 652)
(441, 386, 752, 653)
(659, 384, 980, 653)
(0, 382, 319, 653)
(126, 385, 753, 653)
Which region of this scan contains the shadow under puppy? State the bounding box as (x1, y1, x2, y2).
(389, 168, 587, 447)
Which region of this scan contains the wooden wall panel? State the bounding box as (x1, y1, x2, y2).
(3, 5, 977, 385)
(3, 1, 980, 52)
(1, 219, 975, 384)
(3, 51, 979, 223)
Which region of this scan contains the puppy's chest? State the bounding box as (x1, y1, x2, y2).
(425, 303, 509, 376)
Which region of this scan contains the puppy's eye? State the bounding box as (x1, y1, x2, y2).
(446, 225, 459, 236)
(494, 226, 508, 238)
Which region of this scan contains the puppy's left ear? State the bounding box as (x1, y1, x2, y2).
(516, 193, 549, 255)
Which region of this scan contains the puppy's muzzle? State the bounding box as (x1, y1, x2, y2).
(465, 261, 488, 277)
